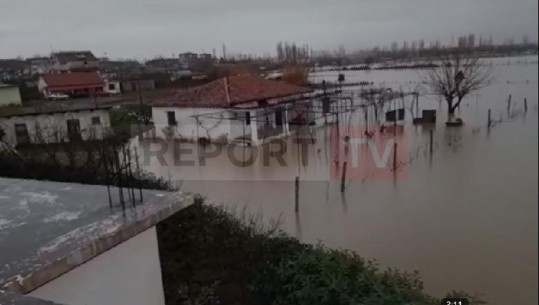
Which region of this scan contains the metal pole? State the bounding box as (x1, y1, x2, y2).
(488, 109, 492, 128)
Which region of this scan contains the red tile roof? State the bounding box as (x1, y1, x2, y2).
(41, 72, 104, 90)
(153, 75, 313, 108)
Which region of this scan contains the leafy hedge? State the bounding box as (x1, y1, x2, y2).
(156, 199, 485, 305)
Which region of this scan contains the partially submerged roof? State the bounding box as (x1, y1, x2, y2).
(0, 103, 112, 119)
(40, 72, 104, 90)
(0, 177, 193, 298)
(152, 75, 313, 108)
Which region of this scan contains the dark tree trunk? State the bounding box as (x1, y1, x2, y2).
(449, 97, 464, 114)
(446, 98, 455, 114)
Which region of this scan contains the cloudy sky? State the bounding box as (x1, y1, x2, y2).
(1, 0, 537, 59)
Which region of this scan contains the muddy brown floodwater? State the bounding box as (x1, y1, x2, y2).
(135, 55, 538, 305)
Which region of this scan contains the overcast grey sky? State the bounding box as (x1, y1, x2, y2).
(1, 0, 537, 59)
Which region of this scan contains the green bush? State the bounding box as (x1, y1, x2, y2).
(157, 201, 482, 305)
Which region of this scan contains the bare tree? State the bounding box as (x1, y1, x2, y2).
(422, 52, 493, 121)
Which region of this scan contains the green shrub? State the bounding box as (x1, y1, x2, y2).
(157, 201, 483, 305)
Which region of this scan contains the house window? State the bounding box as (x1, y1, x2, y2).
(167, 111, 177, 126)
(275, 109, 283, 126)
(91, 116, 101, 125)
(108, 84, 115, 90)
(14, 124, 30, 145)
(66, 119, 82, 141)
(245, 112, 251, 125)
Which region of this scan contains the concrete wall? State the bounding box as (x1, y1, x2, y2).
(0, 109, 111, 145)
(0, 86, 22, 107)
(28, 226, 166, 305)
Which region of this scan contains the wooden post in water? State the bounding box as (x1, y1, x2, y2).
(429, 130, 434, 155)
(415, 93, 419, 118)
(524, 98, 528, 113)
(487, 109, 492, 129)
(392, 142, 397, 171)
(507, 94, 512, 115)
(295, 176, 300, 212)
(340, 161, 347, 193)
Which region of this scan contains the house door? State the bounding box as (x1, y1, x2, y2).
(67, 119, 82, 141)
(14, 124, 30, 145)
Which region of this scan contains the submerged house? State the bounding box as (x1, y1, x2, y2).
(151, 75, 314, 145)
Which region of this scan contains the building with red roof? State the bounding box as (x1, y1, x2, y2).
(151, 75, 315, 145)
(37, 72, 105, 97)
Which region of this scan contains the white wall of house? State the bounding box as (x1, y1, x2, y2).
(152, 106, 298, 145)
(28, 226, 166, 305)
(0, 109, 111, 145)
(152, 107, 233, 142)
(50, 60, 98, 72)
(0, 86, 22, 107)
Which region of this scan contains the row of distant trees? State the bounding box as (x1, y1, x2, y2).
(276, 42, 311, 63)
(274, 34, 537, 66)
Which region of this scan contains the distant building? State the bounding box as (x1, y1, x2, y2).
(121, 78, 156, 92)
(0, 104, 112, 146)
(0, 177, 193, 305)
(103, 80, 121, 95)
(101, 75, 122, 95)
(178, 52, 198, 68)
(38, 72, 105, 97)
(26, 57, 49, 75)
(120, 72, 172, 92)
(49, 51, 99, 73)
(98, 59, 144, 75)
(198, 53, 213, 62)
(151, 75, 314, 145)
(0, 84, 22, 107)
(0, 59, 29, 81)
(144, 58, 183, 73)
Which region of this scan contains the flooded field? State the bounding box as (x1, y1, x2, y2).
(137, 56, 538, 305)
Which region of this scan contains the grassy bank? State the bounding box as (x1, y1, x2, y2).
(157, 198, 484, 305)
